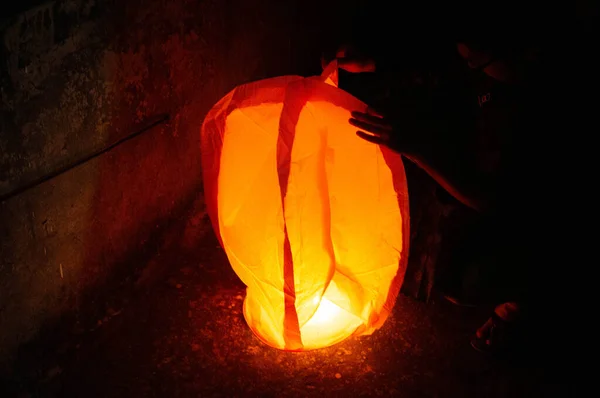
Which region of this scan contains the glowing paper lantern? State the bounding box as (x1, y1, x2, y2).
(201, 62, 409, 351)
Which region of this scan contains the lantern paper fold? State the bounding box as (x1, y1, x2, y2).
(201, 63, 410, 351)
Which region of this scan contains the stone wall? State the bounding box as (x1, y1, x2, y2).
(0, 0, 351, 372)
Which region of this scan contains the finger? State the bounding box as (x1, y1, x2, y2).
(350, 112, 391, 130)
(338, 58, 376, 73)
(335, 44, 351, 58)
(349, 118, 391, 136)
(476, 318, 495, 339)
(356, 131, 386, 145)
(320, 54, 329, 71)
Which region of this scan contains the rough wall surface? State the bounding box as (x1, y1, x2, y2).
(0, 0, 349, 371)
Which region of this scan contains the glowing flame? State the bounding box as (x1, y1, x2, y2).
(309, 297, 343, 325)
(298, 289, 363, 349)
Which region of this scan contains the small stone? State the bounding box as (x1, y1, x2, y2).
(176, 284, 182, 289)
(335, 373, 342, 379)
(191, 344, 200, 352)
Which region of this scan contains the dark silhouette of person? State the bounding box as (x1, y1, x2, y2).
(326, 9, 591, 362)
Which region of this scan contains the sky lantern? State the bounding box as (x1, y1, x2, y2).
(201, 62, 410, 351)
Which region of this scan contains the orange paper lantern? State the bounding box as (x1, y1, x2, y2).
(201, 63, 410, 351)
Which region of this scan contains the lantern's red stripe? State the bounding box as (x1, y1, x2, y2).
(276, 85, 307, 350)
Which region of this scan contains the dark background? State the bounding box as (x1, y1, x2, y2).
(1, 0, 595, 396)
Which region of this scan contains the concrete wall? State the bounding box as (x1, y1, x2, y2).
(0, 0, 351, 372)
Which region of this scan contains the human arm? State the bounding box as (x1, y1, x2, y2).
(349, 109, 494, 212)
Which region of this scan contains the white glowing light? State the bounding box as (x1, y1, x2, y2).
(308, 297, 342, 326)
(298, 293, 363, 349)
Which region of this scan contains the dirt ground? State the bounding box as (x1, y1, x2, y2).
(4, 203, 577, 398)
